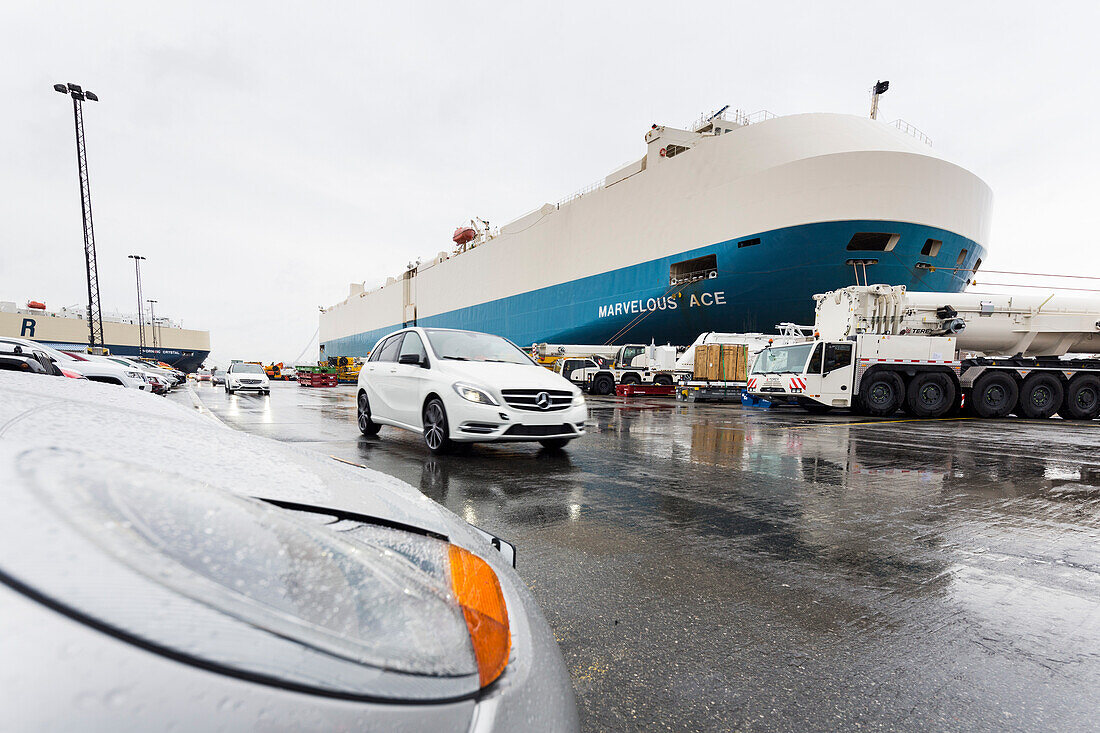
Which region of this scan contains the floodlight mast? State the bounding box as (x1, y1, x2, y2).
(147, 299, 159, 357)
(128, 255, 147, 357)
(55, 82, 105, 352)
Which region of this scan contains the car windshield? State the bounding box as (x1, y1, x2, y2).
(751, 343, 815, 374)
(423, 330, 532, 365)
(233, 363, 265, 374)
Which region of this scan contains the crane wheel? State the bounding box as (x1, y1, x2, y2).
(858, 370, 904, 417)
(1058, 375, 1100, 420)
(968, 372, 1018, 418)
(906, 372, 956, 419)
(1017, 373, 1063, 419)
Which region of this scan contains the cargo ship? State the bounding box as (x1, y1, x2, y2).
(320, 109, 992, 356)
(1, 301, 210, 372)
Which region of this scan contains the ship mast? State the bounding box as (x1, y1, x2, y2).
(869, 79, 890, 120)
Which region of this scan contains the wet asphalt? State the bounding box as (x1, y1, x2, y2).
(177, 381, 1100, 732)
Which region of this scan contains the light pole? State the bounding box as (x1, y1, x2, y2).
(53, 82, 105, 351)
(147, 299, 158, 358)
(128, 255, 147, 357)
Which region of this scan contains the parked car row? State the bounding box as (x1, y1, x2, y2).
(0, 337, 184, 394)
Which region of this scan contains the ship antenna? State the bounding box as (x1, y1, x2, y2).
(869, 80, 889, 119)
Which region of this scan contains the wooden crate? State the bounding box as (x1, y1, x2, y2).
(707, 345, 722, 381)
(719, 344, 748, 382)
(690, 343, 717, 376)
(693, 343, 748, 382)
(693, 344, 712, 380)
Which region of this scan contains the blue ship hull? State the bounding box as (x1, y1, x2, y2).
(322, 219, 985, 356)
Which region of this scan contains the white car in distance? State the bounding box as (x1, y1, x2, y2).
(96, 354, 176, 387)
(225, 362, 271, 395)
(130, 358, 181, 386)
(356, 327, 587, 453)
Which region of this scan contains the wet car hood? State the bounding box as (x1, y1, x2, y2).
(0, 373, 453, 538)
(437, 361, 577, 394)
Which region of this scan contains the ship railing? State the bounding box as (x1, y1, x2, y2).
(556, 179, 605, 208)
(691, 108, 776, 131)
(733, 109, 776, 126)
(889, 119, 932, 146)
(51, 307, 181, 328)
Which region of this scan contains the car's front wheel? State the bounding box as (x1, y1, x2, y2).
(357, 391, 381, 436)
(422, 398, 452, 454)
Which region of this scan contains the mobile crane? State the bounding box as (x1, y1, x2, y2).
(747, 284, 1100, 419)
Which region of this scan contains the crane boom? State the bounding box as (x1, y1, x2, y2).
(814, 285, 1100, 356)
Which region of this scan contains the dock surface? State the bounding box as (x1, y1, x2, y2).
(178, 382, 1100, 732)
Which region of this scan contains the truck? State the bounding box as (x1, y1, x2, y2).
(746, 284, 1100, 419)
(554, 343, 682, 394)
(553, 355, 604, 388)
(672, 324, 812, 376)
(676, 325, 814, 402)
(544, 327, 814, 397)
(533, 342, 682, 393)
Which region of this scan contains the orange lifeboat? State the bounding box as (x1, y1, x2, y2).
(452, 226, 477, 246)
(26, 301, 46, 310)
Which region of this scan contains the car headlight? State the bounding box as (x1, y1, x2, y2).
(125, 371, 142, 379)
(453, 382, 498, 405)
(572, 392, 586, 406)
(6, 449, 512, 696)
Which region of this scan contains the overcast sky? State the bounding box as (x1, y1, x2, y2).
(2, 1, 1096, 367)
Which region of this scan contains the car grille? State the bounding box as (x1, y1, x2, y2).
(241, 379, 262, 385)
(500, 389, 573, 412)
(503, 423, 576, 437)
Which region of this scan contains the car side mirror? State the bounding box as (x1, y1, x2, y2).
(398, 353, 422, 366)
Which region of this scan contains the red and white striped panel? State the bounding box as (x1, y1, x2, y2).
(788, 376, 807, 390)
(859, 358, 959, 365)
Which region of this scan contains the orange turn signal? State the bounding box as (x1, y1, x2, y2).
(449, 544, 510, 687)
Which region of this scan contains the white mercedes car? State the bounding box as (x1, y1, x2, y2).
(356, 328, 587, 453)
(225, 362, 271, 395)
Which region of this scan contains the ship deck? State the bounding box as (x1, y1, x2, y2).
(177, 382, 1100, 731)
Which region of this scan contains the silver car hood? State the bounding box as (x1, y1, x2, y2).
(0, 373, 453, 535)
